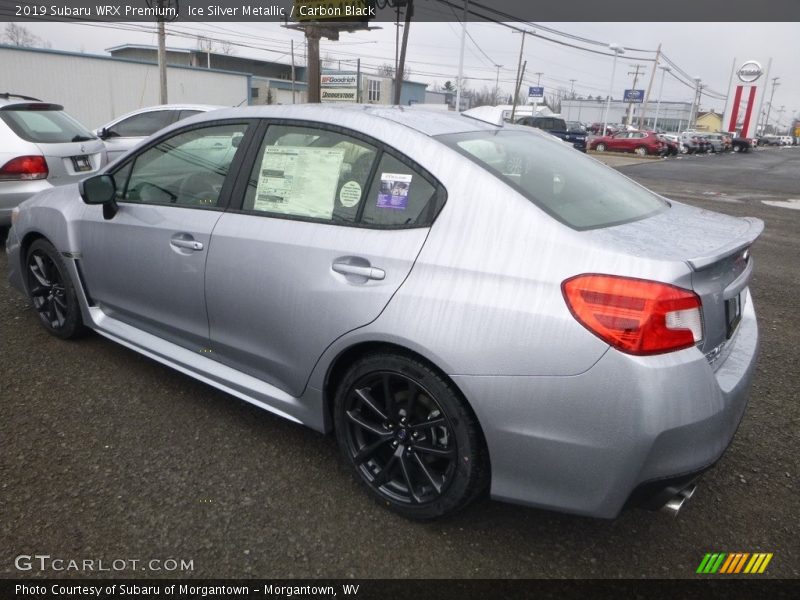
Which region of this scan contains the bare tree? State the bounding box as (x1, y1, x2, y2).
(3, 23, 51, 48)
(470, 85, 496, 108)
(196, 36, 236, 57)
(377, 62, 409, 81)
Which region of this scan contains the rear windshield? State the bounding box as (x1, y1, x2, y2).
(438, 129, 668, 230)
(0, 107, 96, 144)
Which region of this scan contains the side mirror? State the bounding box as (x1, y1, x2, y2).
(79, 174, 119, 219)
(231, 132, 244, 148)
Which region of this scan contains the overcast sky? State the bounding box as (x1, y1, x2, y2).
(15, 20, 800, 126)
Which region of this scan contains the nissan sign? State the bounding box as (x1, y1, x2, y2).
(736, 61, 763, 83)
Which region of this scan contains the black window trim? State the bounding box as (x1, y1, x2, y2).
(106, 118, 261, 213)
(226, 118, 448, 231)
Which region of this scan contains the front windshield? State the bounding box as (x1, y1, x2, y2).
(438, 129, 668, 230)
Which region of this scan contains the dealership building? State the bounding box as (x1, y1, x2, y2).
(561, 98, 695, 132)
(0, 43, 435, 130)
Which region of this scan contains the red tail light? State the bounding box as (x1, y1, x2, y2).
(562, 274, 703, 355)
(0, 155, 48, 180)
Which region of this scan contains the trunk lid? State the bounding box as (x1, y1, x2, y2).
(37, 139, 106, 184)
(587, 201, 763, 358)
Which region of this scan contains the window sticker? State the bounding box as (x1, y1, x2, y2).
(376, 173, 412, 210)
(254, 146, 345, 219)
(339, 181, 362, 207)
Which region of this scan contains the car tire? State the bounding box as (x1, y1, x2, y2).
(25, 238, 85, 339)
(334, 352, 489, 520)
(634, 146, 648, 157)
(595, 143, 606, 152)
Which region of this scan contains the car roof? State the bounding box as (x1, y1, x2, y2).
(187, 104, 505, 138)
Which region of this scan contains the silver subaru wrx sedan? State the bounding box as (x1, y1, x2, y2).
(6, 105, 761, 520)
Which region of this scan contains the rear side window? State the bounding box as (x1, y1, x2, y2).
(240, 123, 444, 228)
(242, 124, 378, 223)
(361, 154, 437, 227)
(0, 107, 95, 144)
(440, 130, 667, 230)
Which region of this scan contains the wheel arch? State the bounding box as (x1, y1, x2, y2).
(321, 340, 490, 463)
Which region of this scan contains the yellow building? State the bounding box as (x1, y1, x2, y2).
(696, 111, 723, 132)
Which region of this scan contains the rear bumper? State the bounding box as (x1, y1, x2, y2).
(452, 289, 758, 518)
(0, 180, 53, 226)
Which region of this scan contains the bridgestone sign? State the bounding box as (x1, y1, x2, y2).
(321, 88, 358, 102)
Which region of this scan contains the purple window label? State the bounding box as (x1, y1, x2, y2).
(377, 173, 412, 210)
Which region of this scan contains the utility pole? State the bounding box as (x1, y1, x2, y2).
(510, 29, 528, 122)
(626, 64, 644, 127)
(306, 27, 321, 103)
(512, 61, 527, 122)
(393, 0, 413, 105)
(638, 42, 661, 129)
(494, 64, 503, 105)
(291, 39, 296, 104)
(156, 0, 167, 103)
(764, 76, 780, 134)
(455, 0, 469, 112)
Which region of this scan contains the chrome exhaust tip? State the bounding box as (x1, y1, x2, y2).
(662, 495, 686, 516)
(661, 484, 697, 516)
(680, 484, 697, 501)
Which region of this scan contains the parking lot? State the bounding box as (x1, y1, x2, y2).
(1, 147, 798, 579)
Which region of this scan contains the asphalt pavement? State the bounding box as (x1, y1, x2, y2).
(1, 147, 798, 579)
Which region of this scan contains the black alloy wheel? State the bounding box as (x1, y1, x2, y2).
(334, 354, 488, 519)
(25, 239, 84, 339)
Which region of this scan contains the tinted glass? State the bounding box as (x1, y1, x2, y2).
(111, 110, 175, 137)
(360, 154, 437, 228)
(0, 108, 95, 144)
(118, 123, 248, 208)
(242, 124, 378, 223)
(440, 130, 667, 230)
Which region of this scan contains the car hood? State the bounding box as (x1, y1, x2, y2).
(584, 199, 763, 270)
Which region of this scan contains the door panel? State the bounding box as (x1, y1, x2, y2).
(77, 204, 222, 349)
(204, 215, 429, 397)
(76, 121, 250, 349)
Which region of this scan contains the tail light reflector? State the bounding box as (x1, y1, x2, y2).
(0, 155, 48, 180)
(562, 274, 703, 355)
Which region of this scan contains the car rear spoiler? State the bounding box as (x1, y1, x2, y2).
(688, 217, 764, 270)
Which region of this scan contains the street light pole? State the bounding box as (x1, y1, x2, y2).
(602, 44, 624, 137)
(653, 65, 671, 131)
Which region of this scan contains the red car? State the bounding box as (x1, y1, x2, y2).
(589, 130, 665, 156)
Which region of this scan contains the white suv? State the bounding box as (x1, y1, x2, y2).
(0, 93, 106, 226)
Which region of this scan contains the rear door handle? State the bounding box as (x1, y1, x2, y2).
(332, 262, 385, 281)
(170, 238, 204, 251)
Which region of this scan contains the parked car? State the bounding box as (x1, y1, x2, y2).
(516, 115, 587, 152)
(6, 105, 762, 520)
(660, 133, 683, 154)
(778, 135, 794, 146)
(588, 122, 618, 136)
(731, 136, 756, 152)
(702, 133, 725, 152)
(680, 132, 711, 154)
(95, 104, 224, 162)
(0, 93, 106, 227)
(656, 133, 679, 156)
(589, 130, 665, 156)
